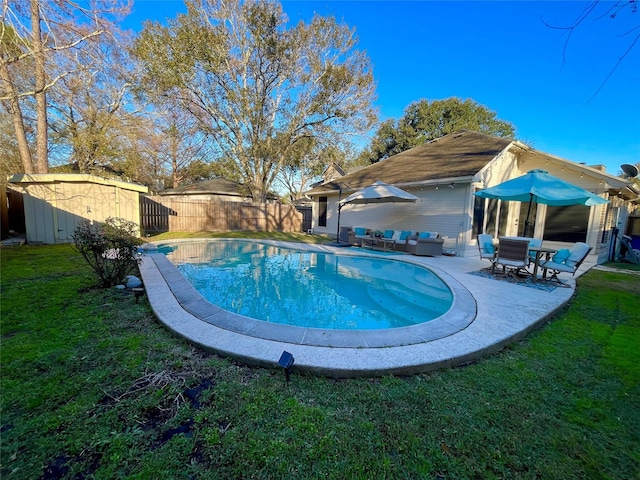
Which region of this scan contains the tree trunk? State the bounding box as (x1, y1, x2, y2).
(0, 62, 35, 173)
(31, 0, 49, 173)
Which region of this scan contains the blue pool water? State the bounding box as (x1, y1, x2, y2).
(159, 240, 453, 330)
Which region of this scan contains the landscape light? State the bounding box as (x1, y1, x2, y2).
(278, 351, 295, 382)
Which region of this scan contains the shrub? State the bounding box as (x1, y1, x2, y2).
(71, 217, 143, 287)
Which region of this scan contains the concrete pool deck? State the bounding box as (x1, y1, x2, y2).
(138, 240, 587, 378)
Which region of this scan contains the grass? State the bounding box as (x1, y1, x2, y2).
(1, 234, 639, 479)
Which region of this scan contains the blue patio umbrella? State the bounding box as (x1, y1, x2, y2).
(474, 169, 609, 237)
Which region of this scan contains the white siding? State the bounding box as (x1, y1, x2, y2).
(310, 149, 621, 264)
(314, 186, 472, 252)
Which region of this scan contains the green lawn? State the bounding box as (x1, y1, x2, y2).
(1, 236, 639, 479)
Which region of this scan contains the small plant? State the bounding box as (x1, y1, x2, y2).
(71, 217, 143, 287)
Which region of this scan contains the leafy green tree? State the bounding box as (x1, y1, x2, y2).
(132, 0, 376, 203)
(358, 97, 516, 164)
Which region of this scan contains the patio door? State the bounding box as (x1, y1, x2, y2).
(473, 195, 508, 237)
(517, 202, 538, 237)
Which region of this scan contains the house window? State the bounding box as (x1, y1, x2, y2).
(543, 205, 589, 242)
(473, 195, 508, 237)
(318, 196, 327, 227)
(473, 195, 484, 236)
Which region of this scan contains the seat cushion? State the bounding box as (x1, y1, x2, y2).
(566, 243, 591, 268)
(553, 249, 571, 264)
(528, 238, 542, 248)
(541, 259, 575, 273)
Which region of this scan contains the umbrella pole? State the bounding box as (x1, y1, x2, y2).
(524, 195, 534, 237)
(335, 185, 344, 243)
(336, 204, 342, 243)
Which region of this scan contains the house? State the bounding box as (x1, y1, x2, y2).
(306, 130, 638, 263)
(7, 173, 148, 244)
(158, 178, 251, 202)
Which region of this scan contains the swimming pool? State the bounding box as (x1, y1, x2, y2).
(149, 239, 475, 348)
(158, 239, 453, 330)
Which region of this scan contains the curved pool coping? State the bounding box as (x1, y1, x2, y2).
(138, 239, 577, 377)
(147, 238, 476, 348)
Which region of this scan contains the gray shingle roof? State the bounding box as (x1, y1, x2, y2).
(160, 178, 246, 196)
(307, 130, 512, 195)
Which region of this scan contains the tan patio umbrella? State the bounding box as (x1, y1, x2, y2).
(335, 181, 418, 244)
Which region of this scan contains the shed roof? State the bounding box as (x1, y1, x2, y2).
(307, 130, 512, 195)
(7, 173, 148, 193)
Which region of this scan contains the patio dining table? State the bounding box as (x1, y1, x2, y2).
(529, 246, 557, 283)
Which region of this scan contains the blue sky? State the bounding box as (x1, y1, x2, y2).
(124, 1, 640, 176)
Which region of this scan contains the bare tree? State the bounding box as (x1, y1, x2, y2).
(133, 0, 377, 203)
(47, 27, 144, 174)
(151, 104, 213, 189)
(0, 0, 130, 173)
(277, 138, 357, 201)
(542, 0, 639, 102)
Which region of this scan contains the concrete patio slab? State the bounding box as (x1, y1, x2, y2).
(137, 239, 583, 378)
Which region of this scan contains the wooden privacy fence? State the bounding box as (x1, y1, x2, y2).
(141, 196, 302, 233)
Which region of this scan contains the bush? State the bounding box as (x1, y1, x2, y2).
(71, 217, 143, 287)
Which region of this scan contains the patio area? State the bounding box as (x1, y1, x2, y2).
(138, 241, 591, 377)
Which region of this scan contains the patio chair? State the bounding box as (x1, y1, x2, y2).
(539, 242, 592, 285)
(491, 237, 531, 279)
(351, 227, 371, 246)
(477, 233, 496, 269)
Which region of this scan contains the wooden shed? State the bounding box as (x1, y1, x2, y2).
(7, 174, 148, 244)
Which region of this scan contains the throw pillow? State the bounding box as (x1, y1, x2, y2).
(384, 230, 394, 239)
(484, 242, 495, 254)
(355, 227, 366, 236)
(400, 230, 412, 240)
(553, 249, 571, 264)
(419, 232, 430, 239)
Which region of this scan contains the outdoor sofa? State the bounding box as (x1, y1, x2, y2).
(347, 228, 444, 255)
(347, 228, 414, 251)
(406, 232, 444, 256)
